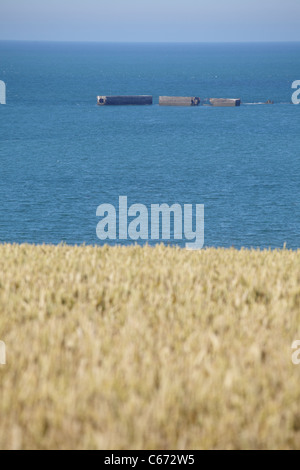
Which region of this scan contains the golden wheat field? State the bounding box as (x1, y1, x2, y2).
(0, 243, 300, 450)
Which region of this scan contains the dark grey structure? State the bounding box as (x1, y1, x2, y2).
(97, 96, 153, 106)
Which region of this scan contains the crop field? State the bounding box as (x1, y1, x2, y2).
(0, 244, 300, 450)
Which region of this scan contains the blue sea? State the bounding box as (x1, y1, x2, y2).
(0, 41, 299, 249)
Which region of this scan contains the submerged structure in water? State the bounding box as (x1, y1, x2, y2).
(159, 96, 200, 107)
(97, 95, 153, 106)
(209, 98, 241, 107)
(97, 95, 243, 107)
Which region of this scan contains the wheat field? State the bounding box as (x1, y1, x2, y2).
(0, 244, 299, 450)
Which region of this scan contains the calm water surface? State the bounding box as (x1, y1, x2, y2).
(0, 42, 299, 248)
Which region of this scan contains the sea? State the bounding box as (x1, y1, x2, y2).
(0, 41, 299, 249)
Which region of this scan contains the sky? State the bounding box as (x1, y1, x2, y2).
(0, 0, 299, 43)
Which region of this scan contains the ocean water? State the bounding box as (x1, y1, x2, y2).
(0, 41, 299, 249)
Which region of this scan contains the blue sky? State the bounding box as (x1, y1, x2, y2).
(0, 0, 299, 42)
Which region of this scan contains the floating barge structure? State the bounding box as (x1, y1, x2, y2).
(97, 95, 241, 107)
(97, 95, 153, 106)
(209, 98, 241, 107)
(159, 96, 200, 107)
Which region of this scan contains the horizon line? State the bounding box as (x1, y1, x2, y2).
(0, 39, 300, 45)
